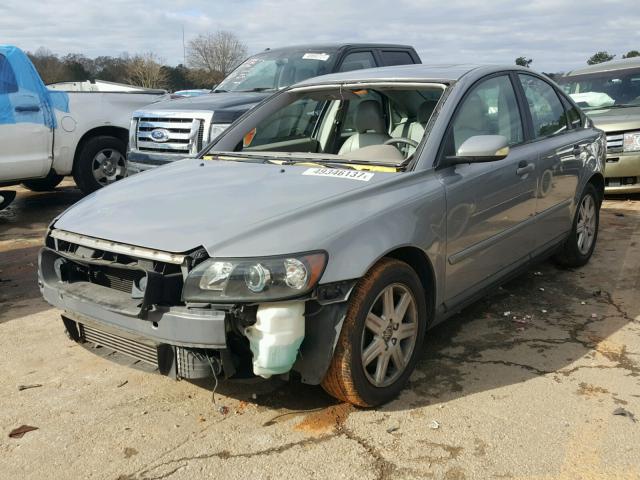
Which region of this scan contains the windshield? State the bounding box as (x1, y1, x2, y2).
(203, 84, 445, 169)
(215, 48, 338, 93)
(556, 67, 640, 110)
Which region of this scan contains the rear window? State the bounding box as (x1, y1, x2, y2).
(380, 50, 414, 67)
(0, 54, 18, 94)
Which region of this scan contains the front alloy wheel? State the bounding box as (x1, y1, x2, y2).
(361, 283, 419, 388)
(322, 258, 427, 406)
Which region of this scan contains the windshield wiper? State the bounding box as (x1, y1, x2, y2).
(584, 103, 639, 110)
(212, 89, 228, 93)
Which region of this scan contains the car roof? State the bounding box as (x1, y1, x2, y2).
(293, 64, 521, 86)
(256, 43, 416, 53)
(564, 57, 640, 76)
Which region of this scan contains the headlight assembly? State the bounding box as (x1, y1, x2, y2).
(623, 131, 640, 152)
(183, 252, 327, 303)
(209, 123, 230, 141)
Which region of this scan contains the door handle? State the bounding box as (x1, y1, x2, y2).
(516, 162, 535, 176)
(15, 104, 41, 113)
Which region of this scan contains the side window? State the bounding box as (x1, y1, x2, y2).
(518, 74, 568, 138)
(338, 51, 376, 73)
(448, 75, 523, 154)
(0, 54, 19, 94)
(380, 50, 414, 67)
(562, 97, 583, 129)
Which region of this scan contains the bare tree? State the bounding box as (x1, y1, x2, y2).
(126, 52, 168, 89)
(187, 31, 247, 83)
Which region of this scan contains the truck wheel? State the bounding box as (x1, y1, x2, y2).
(21, 170, 64, 192)
(73, 136, 126, 194)
(321, 258, 427, 407)
(0, 191, 16, 211)
(554, 183, 600, 268)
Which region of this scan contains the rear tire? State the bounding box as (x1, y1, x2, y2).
(73, 136, 126, 194)
(21, 170, 64, 192)
(321, 258, 427, 407)
(554, 183, 600, 268)
(0, 191, 16, 211)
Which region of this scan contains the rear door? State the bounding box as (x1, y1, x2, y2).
(440, 73, 539, 305)
(0, 52, 51, 182)
(515, 73, 595, 250)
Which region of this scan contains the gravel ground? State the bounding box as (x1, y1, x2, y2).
(1, 181, 639, 479)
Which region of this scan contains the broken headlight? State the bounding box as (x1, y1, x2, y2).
(182, 252, 327, 303)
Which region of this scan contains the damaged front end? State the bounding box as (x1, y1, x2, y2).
(38, 229, 353, 385)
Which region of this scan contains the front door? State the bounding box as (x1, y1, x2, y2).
(440, 74, 538, 305)
(0, 52, 50, 182)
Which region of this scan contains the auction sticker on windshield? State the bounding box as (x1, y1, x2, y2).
(302, 167, 374, 181)
(302, 53, 330, 61)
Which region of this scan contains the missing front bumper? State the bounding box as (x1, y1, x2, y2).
(62, 315, 233, 380)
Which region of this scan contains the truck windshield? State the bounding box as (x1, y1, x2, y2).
(556, 67, 640, 110)
(215, 48, 338, 93)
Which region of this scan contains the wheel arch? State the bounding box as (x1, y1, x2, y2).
(587, 172, 605, 205)
(383, 245, 437, 323)
(72, 126, 129, 174)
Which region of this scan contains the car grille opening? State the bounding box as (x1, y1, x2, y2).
(81, 323, 158, 366)
(606, 132, 624, 154)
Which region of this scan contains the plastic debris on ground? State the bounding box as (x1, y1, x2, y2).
(18, 384, 42, 391)
(9, 425, 38, 438)
(429, 420, 440, 430)
(613, 407, 637, 423)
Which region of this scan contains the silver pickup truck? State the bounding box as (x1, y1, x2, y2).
(0, 45, 166, 208)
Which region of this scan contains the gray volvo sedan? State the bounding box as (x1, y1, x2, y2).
(39, 65, 605, 406)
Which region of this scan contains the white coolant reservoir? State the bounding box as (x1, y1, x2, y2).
(245, 302, 305, 378)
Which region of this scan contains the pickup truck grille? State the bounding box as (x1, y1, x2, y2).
(606, 132, 624, 154)
(131, 111, 213, 157)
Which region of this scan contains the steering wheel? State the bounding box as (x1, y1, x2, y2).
(384, 137, 419, 148)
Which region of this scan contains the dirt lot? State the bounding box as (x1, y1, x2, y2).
(1, 180, 639, 480)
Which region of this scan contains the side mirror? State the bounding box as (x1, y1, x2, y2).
(446, 135, 510, 165)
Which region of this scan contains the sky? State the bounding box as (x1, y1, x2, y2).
(1, 0, 639, 73)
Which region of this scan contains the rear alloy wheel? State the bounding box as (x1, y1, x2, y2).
(554, 183, 600, 268)
(322, 258, 427, 407)
(73, 136, 126, 194)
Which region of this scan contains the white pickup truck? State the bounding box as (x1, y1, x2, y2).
(0, 45, 167, 209)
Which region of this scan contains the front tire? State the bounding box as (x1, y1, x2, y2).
(322, 258, 427, 407)
(554, 183, 600, 268)
(73, 136, 126, 194)
(21, 170, 64, 192)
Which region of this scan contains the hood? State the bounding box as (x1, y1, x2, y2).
(53, 159, 392, 255)
(585, 105, 640, 132)
(150, 91, 271, 112)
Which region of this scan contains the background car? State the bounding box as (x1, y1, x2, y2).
(557, 57, 640, 193)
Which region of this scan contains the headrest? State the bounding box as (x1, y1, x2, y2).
(355, 100, 386, 133)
